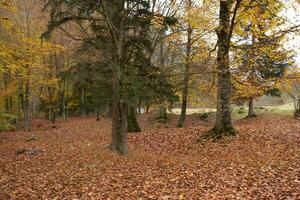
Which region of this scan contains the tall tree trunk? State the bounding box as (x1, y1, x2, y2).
(3, 73, 9, 113)
(62, 92, 67, 121)
(106, 0, 128, 155)
(16, 81, 21, 130)
(146, 104, 150, 114)
(81, 87, 86, 117)
(127, 106, 141, 132)
(111, 72, 128, 154)
(48, 87, 55, 123)
(9, 96, 13, 113)
(158, 106, 167, 122)
(212, 0, 238, 136)
(65, 79, 69, 120)
(138, 97, 141, 115)
(247, 96, 256, 118)
(178, 1, 192, 127)
(96, 104, 100, 121)
(294, 98, 300, 118)
(105, 0, 128, 154)
(24, 79, 31, 132)
(106, 103, 113, 118)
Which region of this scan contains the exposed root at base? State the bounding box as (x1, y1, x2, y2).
(197, 127, 237, 142)
(245, 114, 257, 119)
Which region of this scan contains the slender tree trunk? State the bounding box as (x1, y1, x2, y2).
(127, 106, 141, 132)
(178, 1, 192, 127)
(294, 98, 300, 118)
(48, 87, 55, 123)
(24, 79, 31, 132)
(138, 97, 141, 115)
(32, 96, 36, 118)
(106, 103, 113, 118)
(213, 0, 236, 136)
(62, 92, 66, 121)
(9, 96, 13, 112)
(81, 87, 86, 117)
(3, 73, 9, 113)
(65, 79, 69, 120)
(96, 104, 100, 121)
(247, 96, 256, 118)
(16, 82, 21, 130)
(146, 104, 150, 114)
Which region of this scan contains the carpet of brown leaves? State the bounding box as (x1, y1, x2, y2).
(0, 114, 299, 199)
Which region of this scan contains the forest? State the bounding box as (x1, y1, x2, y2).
(0, 0, 300, 199)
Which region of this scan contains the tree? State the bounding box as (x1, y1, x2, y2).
(280, 68, 300, 118)
(43, 0, 178, 154)
(0, 0, 61, 131)
(232, 0, 295, 118)
(207, 0, 242, 138)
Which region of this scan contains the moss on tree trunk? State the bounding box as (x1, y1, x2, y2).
(201, 0, 242, 141)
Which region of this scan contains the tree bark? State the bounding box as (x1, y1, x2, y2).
(178, 0, 192, 127)
(138, 97, 141, 115)
(127, 106, 141, 132)
(3, 73, 10, 113)
(294, 99, 300, 118)
(16, 81, 21, 130)
(81, 87, 86, 117)
(48, 87, 56, 123)
(65, 79, 69, 120)
(106, 103, 112, 118)
(247, 96, 256, 118)
(96, 104, 100, 121)
(62, 92, 67, 121)
(108, 0, 128, 155)
(24, 79, 31, 132)
(213, 0, 236, 135)
(110, 76, 128, 154)
(158, 106, 167, 122)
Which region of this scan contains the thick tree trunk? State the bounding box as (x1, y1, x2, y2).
(106, 0, 128, 155)
(247, 96, 256, 118)
(213, 0, 235, 136)
(158, 106, 167, 122)
(127, 106, 141, 132)
(110, 75, 128, 154)
(178, 2, 192, 127)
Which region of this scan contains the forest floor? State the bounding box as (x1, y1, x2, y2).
(0, 113, 300, 199)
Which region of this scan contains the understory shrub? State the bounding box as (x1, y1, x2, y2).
(0, 113, 16, 132)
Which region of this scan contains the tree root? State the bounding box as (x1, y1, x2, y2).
(197, 126, 237, 142)
(245, 114, 257, 119)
